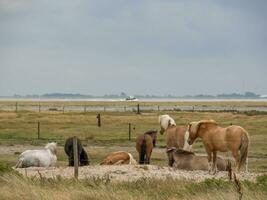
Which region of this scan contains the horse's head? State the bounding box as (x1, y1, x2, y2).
(187, 122, 199, 145)
(158, 115, 176, 135)
(187, 120, 217, 145)
(45, 142, 57, 155)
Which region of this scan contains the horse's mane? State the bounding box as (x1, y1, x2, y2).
(144, 130, 157, 135)
(174, 149, 195, 155)
(45, 142, 57, 155)
(198, 119, 218, 125)
(159, 115, 176, 130)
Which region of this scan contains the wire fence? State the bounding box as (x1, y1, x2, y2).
(1, 103, 267, 113)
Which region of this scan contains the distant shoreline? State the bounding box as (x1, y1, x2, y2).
(0, 98, 267, 102)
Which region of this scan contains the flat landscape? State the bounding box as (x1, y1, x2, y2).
(0, 100, 267, 199)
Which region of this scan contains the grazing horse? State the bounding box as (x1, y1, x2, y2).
(136, 130, 157, 164)
(187, 120, 249, 174)
(167, 148, 228, 171)
(100, 151, 137, 165)
(64, 137, 89, 166)
(15, 142, 57, 168)
(158, 115, 192, 166)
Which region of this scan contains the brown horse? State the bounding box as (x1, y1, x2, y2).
(159, 115, 192, 166)
(136, 130, 157, 164)
(167, 148, 228, 171)
(100, 151, 137, 165)
(187, 120, 249, 174)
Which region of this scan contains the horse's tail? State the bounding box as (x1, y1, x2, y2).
(240, 131, 249, 171)
(128, 153, 137, 165)
(140, 138, 146, 164)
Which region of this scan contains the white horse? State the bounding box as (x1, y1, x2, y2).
(158, 114, 192, 152)
(15, 142, 57, 168)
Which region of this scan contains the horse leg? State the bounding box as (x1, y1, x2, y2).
(167, 152, 174, 167)
(212, 151, 217, 174)
(206, 150, 212, 174)
(232, 150, 241, 172)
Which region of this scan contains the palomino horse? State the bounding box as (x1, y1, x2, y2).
(64, 137, 89, 166)
(187, 120, 249, 174)
(167, 148, 228, 171)
(100, 151, 137, 165)
(136, 130, 157, 164)
(158, 115, 192, 166)
(15, 142, 57, 168)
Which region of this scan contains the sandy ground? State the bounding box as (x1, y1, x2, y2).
(2, 144, 264, 182)
(14, 165, 262, 182)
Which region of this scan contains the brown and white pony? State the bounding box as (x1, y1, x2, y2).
(100, 151, 137, 165)
(136, 130, 157, 164)
(187, 120, 249, 174)
(159, 115, 192, 166)
(167, 148, 228, 171)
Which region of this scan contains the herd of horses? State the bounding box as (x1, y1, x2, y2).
(15, 114, 250, 174)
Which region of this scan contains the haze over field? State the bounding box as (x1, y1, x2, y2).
(0, 0, 266, 96)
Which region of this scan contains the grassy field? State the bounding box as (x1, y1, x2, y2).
(0, 101, 267, 199)
(0, 105, 267, 171)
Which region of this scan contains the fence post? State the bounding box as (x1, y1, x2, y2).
(63, 106, 65, 114)
(15, 102, 18, 112)
(73, 136, 79, 179)
(39, 104, 41, 113)
(158, 105, 160, 111)
(104, 106, 106, 112)
(97, 113, 101, 127)
(84, 105, 87, 113)
(124, 106, 126, 112)
(37, 121, 40, 139)
(137, 104, 140, 114)
(128, 123, 131, 141)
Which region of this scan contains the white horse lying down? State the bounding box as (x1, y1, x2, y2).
(15, 142, 57, 168)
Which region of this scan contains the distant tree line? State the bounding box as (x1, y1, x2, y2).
(2, 91, 264, 99)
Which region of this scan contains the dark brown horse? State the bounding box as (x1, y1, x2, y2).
(136, 130, 157, 164)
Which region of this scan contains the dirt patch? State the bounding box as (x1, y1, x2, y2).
(14, 165, 262, 182)
(0, 112, 17, 119)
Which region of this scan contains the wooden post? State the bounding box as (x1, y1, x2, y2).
(37, 121, 40, 139)
(124, 106, 126, 112)
(137, 104, 140, 114)
(84, 106, 86, 113)
(128, 123, 131, 141)
(73, 136, 79, 179)
(104, 106, 106, 112)
(97, 113, 101, 127)
(38, 104, 41, 113)
(63, 106, 65, 113)
(15, 102, 18, 112)
(158, 105, 160, 111)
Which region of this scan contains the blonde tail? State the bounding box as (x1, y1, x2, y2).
(128, 153, 137, 165)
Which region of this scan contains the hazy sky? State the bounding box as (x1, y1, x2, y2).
(0, 0, 266, 96)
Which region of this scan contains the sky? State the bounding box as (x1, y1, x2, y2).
(0, 0, 266, 96)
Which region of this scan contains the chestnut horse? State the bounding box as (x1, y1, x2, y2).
(187, 120, 249, 174)
(167, 148, 228, 171)
(158, 115, 192, 166)
(136, 130, 157, 164)
(100, 151, 137, 165)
